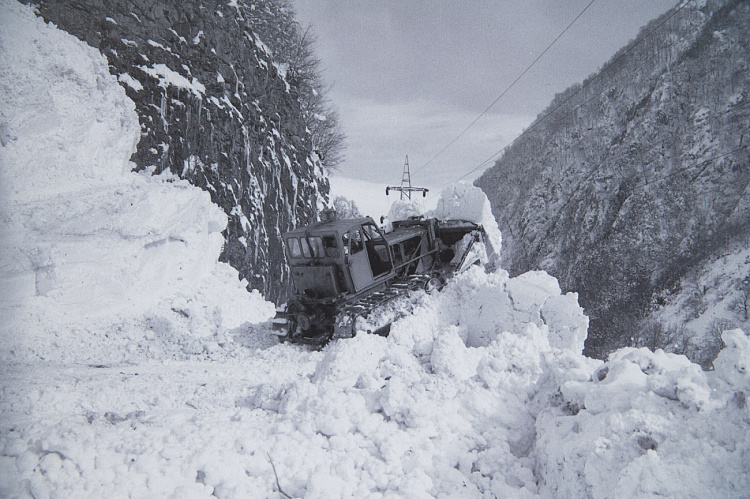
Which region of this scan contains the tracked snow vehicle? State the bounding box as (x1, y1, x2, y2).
(272, 210, 491, 345)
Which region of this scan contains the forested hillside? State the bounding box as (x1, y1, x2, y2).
(29, 0, 342, 301)
(476, 0, 750, 359)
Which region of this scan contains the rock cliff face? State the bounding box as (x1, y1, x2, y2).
(476, 0, 750, 357)
(29, 0, 329, 302)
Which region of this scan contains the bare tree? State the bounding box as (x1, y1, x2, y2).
(632, 319, 692, 355)
(703, 319, 734, 369)
(244, 1, 346, 171)
(733, 275, 750, 321)
(333, 196, 362, 219)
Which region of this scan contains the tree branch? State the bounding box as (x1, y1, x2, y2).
(267, 453, 293, 499)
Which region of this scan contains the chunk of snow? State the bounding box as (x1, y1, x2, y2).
(713, 329, 750, 392)
(117, 72, 143, 91)
(167, 27, 187, 44)
(138, 63, 205, 99)
(506, 270, 560, 313)
(428, 182, 502, 254)
(541, 291, 589, 353)
(387, 198, 425, 222)
(147, 39, 166, 50)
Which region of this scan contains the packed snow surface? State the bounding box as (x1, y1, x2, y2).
(1, 2, 748, 498)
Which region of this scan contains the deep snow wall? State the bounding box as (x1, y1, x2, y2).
(0, 0, 274, 363)
(26, 0, 329, 302)
(476, 0, 750, 357)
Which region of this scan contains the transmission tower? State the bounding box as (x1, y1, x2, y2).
(386, 155, 428, 200)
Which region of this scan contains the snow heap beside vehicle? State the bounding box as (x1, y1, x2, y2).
(280, 266, 748, 497)
(0, 0, 273, 364)
(385, 182, 502, 272)
(428, 181, 503, 255)
(385, 182, 502, 256)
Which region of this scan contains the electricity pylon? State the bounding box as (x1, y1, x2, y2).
(385, 155, 428, 200)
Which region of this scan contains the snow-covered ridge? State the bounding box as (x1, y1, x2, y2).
(475, 0, 750, 360)
(649, 244, 750, 366)
(0, 2, 748, 498)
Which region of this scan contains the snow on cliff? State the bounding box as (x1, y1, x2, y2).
(0, 2, 748, 498)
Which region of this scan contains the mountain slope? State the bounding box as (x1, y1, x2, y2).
(28, 0, 330, 302)
(476, 0, 750, 357)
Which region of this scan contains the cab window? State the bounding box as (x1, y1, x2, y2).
(362, 222, 384, 241)
(344, 229, 363, 254)
(299, 238, 311, 258)
(287, 236, 329, 259)
(323, 236, 339, 258)
(287, 238, 302, 258)
(309, 236, 325, 258)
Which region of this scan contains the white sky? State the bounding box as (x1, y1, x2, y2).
(293, 0, 678, 217)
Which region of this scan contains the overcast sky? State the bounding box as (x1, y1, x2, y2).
(293, 0, 677, 213)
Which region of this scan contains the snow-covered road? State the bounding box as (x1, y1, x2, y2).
(1, 340, 322, 497)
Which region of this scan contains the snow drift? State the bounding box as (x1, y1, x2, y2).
(0, 0, 273, 365)
(429, 182, 503, 255)
(1, 2, 748, 498)
(386, 182, 502, 256)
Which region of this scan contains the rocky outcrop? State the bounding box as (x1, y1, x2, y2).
(476, 0, 750, 357)
(29, 0, 329, 302)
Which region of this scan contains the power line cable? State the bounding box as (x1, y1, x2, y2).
(428, 129, 748, 202)
(412, 0, 598, 176)
(425, 0, 695, 199)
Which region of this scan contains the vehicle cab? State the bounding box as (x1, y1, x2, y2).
(282, 215, 394, 302)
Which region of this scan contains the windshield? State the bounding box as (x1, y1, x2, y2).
(288, 238, 302, 258)
(286, 236, 336, 259)
(362, 222, 384, 241)
(308, 237, 324, 258)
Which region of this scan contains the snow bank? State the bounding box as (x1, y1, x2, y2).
(390, 267, 588, 354)
(0, 3, 136, 205)
(0, 0, 273, 364)
(232, 268, 591, 497)
(385, 182, 502, 257)
(428, 182, 502, 254)
(534, 332, 750, 498)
